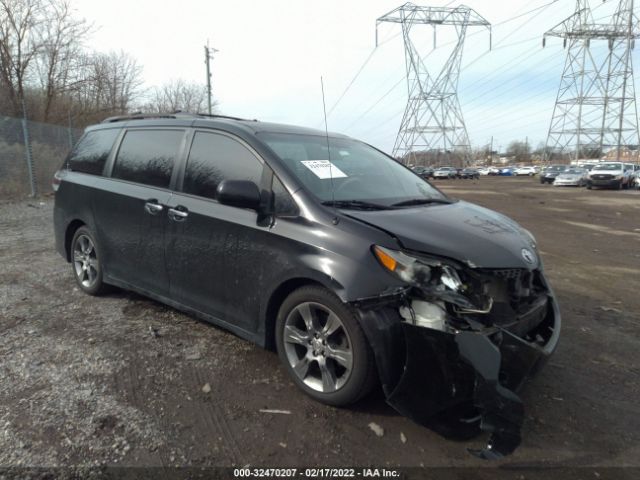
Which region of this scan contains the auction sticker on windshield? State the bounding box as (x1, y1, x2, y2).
(301, 160, 348, 179)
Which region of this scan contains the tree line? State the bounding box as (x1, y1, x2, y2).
(0, 0, 214, 128)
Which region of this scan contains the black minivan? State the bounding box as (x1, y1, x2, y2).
(53, 113, 560, 459)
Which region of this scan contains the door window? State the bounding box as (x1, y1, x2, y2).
(182, 131, 263, 200)
(112, 129, 184, 188)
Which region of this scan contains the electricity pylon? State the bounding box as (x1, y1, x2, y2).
(376, 3, 491, 165)
(543, 0, 640, 163)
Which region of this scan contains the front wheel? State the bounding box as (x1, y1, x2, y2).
(275, 286, 376, 406)
(71, 226, 109, 295)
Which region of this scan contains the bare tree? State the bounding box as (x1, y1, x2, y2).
(506, 140, 531, 163)
(33, 0, 91, 122)
(0, 0, 46, 116)
(73, 50, 143, 117)
(144, 79, 212, 114)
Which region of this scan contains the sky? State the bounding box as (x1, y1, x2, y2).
(72, 0, 632, 154)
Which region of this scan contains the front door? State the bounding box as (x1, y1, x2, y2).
(165, 130, 268, 331)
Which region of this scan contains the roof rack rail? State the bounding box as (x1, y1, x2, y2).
(102, 111, 258, 123)
(193, 112, 258, 122)
(102, 113, 178, 123)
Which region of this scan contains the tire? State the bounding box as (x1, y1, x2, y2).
(587, 182, 592, 190)
(70, 226, 109, 296)
(275, 286, 376, 406)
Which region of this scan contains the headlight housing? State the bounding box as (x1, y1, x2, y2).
(372, 245, 460, 287)
(372, 245, 492, 314)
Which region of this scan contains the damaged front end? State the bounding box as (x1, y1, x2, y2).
(355, 246, 561, 459)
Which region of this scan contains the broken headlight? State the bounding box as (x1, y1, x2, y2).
(372, 245, 492, 314)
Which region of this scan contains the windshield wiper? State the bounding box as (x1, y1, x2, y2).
(321, 200, 393, 210)
(390, 198, 452, 207)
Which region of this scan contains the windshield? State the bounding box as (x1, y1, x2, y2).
(260, 133, 447, 206)
(563, 169, 584, 174)
(592, 163, 622, 171)
(545, 165, 566, 172)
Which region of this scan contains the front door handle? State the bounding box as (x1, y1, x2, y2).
(144, 200, 164, 215)
(168, 206, 188, 222)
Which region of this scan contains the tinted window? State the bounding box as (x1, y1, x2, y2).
(67, 129, 120, 175)
(183, 131, 263, 200)
(272, 175, 298, 216)
(112, 129, 184, 188)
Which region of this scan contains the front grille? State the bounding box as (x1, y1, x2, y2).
(469, 268, 548, 330)
(592, 174, 614, 180)
(491, 268, 523, 280)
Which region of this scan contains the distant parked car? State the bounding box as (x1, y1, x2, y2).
(514, 166, 536, 176)
(413, 166, 434, 179)
(433, 166, 457, 179)
(477, 167, 490, 175)
(487, 167, 501, 176)
(632, 165, 640, 189)
(587, 162, 633, 190)
(540, 165, 567, 184)
(459, 168, 480, 179)
(554, 167, 589, 187)
(499, 168, 514, 176)
(633, 168, 640, 189)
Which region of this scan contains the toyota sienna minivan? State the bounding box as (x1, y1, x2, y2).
(53, 113, 560, 459)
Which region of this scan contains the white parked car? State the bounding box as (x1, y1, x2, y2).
(587, 162, 634, 189)
(514, 166, 537, 176)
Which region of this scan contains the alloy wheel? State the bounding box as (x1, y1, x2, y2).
(73, 234, 99, 288)
(282, 302, 353, 393)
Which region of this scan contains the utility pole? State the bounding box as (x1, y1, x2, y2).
(543, 0, 640, 164)
(376, 4, 491, 167)
(490, 136, 494, 165)
(204, 41, 218, 115)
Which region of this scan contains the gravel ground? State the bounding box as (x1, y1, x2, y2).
(0, 176, 639, 476)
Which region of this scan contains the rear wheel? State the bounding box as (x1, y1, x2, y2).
(71, 226, 109, 295)
(275, 286, 376, 406)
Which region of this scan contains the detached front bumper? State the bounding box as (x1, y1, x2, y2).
(356, 290, 560, 459)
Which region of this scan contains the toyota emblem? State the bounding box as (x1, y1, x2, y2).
(521, 248, 535, 265)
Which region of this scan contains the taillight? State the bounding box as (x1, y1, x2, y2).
(52, 170, 63, 192)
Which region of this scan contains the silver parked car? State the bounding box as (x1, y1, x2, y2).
(554, 167, 589, 187)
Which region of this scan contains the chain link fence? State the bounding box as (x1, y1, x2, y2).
(0, 115, 83, 199)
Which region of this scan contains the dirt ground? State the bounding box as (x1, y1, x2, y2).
(1, 176, 639, 475)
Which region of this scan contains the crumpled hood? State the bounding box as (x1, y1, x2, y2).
(344, 200, 538, 269)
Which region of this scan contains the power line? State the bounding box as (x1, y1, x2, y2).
(341, 0, 565, 141)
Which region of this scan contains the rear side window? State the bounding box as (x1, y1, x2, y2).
(112, 129, 184, 188)
(67, 129, 120, 175)
(183, 131, 263, 200)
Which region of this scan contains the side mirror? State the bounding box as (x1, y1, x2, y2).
(217, 180, 261, 210)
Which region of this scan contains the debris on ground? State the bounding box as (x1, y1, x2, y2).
(368, 422, 384, 437)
